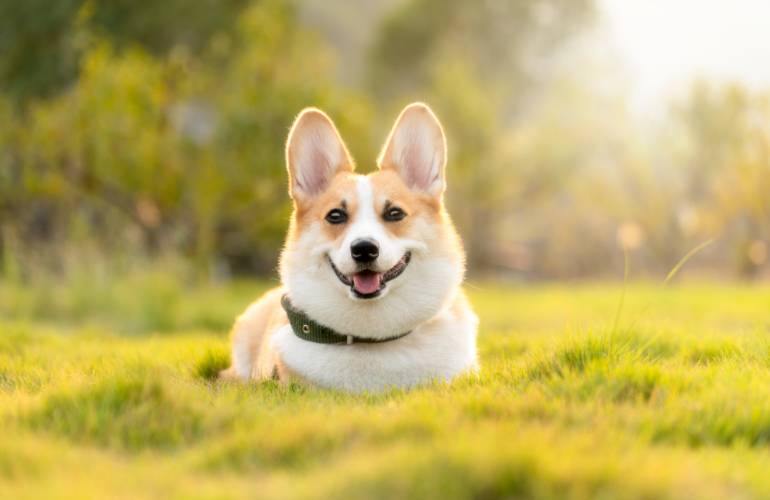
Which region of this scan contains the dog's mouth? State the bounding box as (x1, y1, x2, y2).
(329, 252, 411, 299)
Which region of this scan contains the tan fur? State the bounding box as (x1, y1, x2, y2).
(291, 173, 358, 239)
(221, 287, 289, 382)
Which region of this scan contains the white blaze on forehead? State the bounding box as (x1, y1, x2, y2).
(355, 176, 377, 227)
(347, 176, 384, 244)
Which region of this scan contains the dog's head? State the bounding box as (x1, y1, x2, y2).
(279, 103, 465, 338)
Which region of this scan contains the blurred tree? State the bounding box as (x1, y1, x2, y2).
(3, 0, 768, 282)
(0, 0, 372, 277)
(671, 82, 770, 278)
(0, 0, 81, 101)
(369, 0, 594, 105)
(0, 0, 249, 102)
(87, 0, 250, 54)
(297, 0, 395, 86)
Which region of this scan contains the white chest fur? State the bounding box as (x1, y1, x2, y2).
(272, 297, 479, 393)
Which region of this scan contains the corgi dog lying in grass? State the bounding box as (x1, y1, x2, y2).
(221, 103, 478, 392)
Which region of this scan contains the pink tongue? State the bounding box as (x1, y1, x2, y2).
(352, 271, 382, 294)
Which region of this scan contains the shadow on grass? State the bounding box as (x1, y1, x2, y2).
(195, 348, 231, 381)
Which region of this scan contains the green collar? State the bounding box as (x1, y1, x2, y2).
(280, 294, 411, 345)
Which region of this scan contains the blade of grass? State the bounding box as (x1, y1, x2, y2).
(663, 238, 716, 286)
(611, 247, 630, 335)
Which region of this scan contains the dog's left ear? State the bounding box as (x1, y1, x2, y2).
(377, 102, 447, 198)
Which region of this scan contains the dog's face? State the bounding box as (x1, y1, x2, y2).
(279, 103, 465, 338)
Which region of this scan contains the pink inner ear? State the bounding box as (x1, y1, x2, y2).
(403, 143, 423, 189)
(292, 126, 343, 197)
(303, 147, 333, 195)
(400, 134, 439, 191)
(402, 145, 426, 190)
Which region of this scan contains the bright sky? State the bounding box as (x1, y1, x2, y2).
(598, 0, 770, 111)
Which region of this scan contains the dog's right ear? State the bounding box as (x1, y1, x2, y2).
(286, 108, 353, 203)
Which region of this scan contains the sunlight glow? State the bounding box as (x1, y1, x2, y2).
(599, 0, 770, 110)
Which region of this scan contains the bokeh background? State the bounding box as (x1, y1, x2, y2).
(2, 0, 769, 284)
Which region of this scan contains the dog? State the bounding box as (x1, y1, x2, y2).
(220, 103, 478, 392)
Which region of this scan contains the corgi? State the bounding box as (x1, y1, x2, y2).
(220, 103, 478, 392)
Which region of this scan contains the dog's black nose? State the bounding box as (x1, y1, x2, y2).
(351, 238, 379, 263)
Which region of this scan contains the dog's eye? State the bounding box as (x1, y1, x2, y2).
(383, 206, 406, 222)
(325, 208, 348, 224)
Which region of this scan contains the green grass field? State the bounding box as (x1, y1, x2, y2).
(2, 277, 770, 499)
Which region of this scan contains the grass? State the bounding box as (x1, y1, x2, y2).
(2, 277, 770, 498)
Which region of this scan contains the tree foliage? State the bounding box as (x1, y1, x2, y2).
(1, 0, 767, 280)
(0, 0, 249, 101)
(0, 0, 372, 276)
